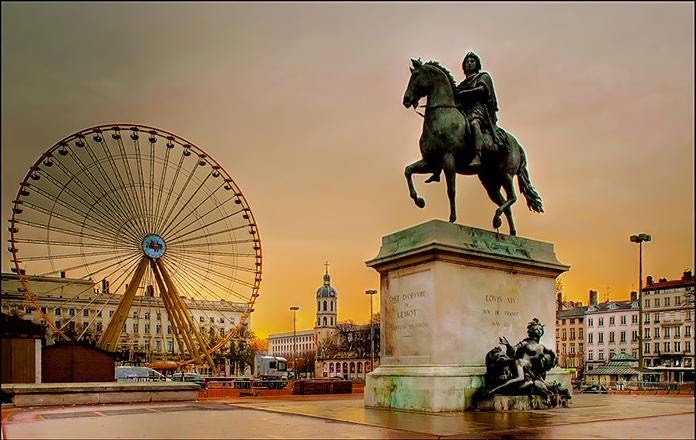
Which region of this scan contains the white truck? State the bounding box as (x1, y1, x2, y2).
(253, 354, 289, 388)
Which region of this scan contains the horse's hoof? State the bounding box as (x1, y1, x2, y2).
(415, 198, 425, 208)
(493, 217, 503, 229)
(449, 215, 456, 223)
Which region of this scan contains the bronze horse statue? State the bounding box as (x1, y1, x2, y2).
(402, 58, 543, 236)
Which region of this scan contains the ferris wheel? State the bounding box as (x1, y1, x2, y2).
(8, 123, 262, 372)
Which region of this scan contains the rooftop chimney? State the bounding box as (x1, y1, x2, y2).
(589, 290, 598, 306)
(646, 276, 653, 286)
(682, 270, 693, 281)
(60, 271, 66, 278)
(630, 291, 637, 302)
(659, 278, 668, 283)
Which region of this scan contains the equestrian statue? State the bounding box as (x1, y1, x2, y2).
(402, 53, 543, 236)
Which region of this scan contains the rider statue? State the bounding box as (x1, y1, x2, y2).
(426, 51, 505, 183)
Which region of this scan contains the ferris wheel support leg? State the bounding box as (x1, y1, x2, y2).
(156, 259, 219, 375)
(98, 257, 150, 352)
(150, 260, 201, 363)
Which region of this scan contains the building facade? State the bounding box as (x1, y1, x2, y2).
(555, 292, 587, 379)
(1, 272, 247, 360)
(267, 266, 380, 380)
(641, 271, 695, 381)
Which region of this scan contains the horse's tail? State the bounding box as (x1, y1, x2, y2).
(517, 147, 544, 213)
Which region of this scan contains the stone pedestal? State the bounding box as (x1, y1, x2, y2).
(364, 220, 570, 412)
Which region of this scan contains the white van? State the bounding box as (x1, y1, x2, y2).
(115, 366, 169, 382)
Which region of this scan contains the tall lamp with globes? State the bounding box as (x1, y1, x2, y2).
(290, 306, 299, 378)
(630, 233, 651, 382)
(365, 289, 378, 373)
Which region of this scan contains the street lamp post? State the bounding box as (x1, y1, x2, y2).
(365, 289, 378, 373)
(290, 306, 299, 378)
(630, 233, 651, 382)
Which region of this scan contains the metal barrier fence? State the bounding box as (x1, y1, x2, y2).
(199, 380, 366, 400)
(581, 380, 694, 395)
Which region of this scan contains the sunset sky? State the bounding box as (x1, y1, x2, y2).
(2, 2, 693, 339)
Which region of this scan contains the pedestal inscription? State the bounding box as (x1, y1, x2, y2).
(384, 269, 432, 359)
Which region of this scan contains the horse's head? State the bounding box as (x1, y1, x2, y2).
(403, 58, 456, 109)
(403, 58, 430, 109)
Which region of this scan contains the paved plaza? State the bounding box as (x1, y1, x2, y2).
(1, 393, 694, 439)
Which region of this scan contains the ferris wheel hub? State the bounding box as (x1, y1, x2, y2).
(142, 234, 166, 258)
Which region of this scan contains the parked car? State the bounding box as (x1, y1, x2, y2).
(171, 372, 207, 388)
(581, 384, 608, 394)
(116, 366, 169, 382)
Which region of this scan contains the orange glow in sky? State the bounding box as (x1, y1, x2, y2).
(1, 3, 693, 339)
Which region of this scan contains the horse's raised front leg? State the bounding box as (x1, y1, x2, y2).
(443, 153, 456, 223)
(480, 178, 506, 232)
(405, 159, 435, 208)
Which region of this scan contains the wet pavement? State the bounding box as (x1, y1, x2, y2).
(1, 394, 693, 439)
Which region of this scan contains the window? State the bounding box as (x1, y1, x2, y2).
(644, 342, 650, 353)
(133, 323, 139, 334)
(579, 328, 584, 339)
(687, 341, 692, 353)
(199, 316, 204, 323)
(632, 314, 638, 324)
(664, 342, 670, 352)
(674, 342, 681, 352)
(157, 324, 162, 334)
(654, 312, 660, 323)
(644, 314, 650, 324)
(654, 327, 660, 339)
(570, 328, 576, 340)
(83, 309, 89, 317)
(331, 301, 333, 311)
(609, 332, 615, 343)
(588, 318, 594, 327)
(156, 340, 162, 352)
(654, 298, 660, 307)
(69, 308, 75, 316)
(220, 327, 225, 334)
(157, 312, 161, 320)
(323, 317, 327, 326)
(561, 319, 566, 325)
(96, 322, 102, 332)
(609, 317, 615, 326)
(562, 344, 566, 354)
(122, 324, 126, 333)
(664, 327, 671, 338)
(675, 327, 681, 338)
(167, 325, 171, 335)
(620, 315, 626, 325)
(570, 344, 576, 355)
(675, 296, 681, 305)
(133, 311, 138, 319)
(598, 332, 604, 343)
(210, 317, 214, 323)
(588, 350, 594, 360)
(562, 329, 567, 340)
(687, 326, 692, 337)
(599, 350, 604, 360)
(55, 308, 62, 315)
(645, 299, 650, 308)
(579, 343, 584, 353)
(41, 307, 47, 314)
(570, 318, 575, 324)
(588, 333, 594, 343)
(599, 318, 604, 326)
(219, 317, 225, 323)
(665, 297, 670, 306)
(97, 310, 102, 317)
(645, 328, 651, 338)
(144, 312, 150, 320)
(145, 324, 150, 334)
(323, 301, 327, 312)
(620, 331, 626, 342)
(109, 310, 114, 317)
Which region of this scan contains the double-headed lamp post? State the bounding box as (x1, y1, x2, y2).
(630, 233, 651, 375)
(365, 289, 378, 373)
(290, 306, 299, 377)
